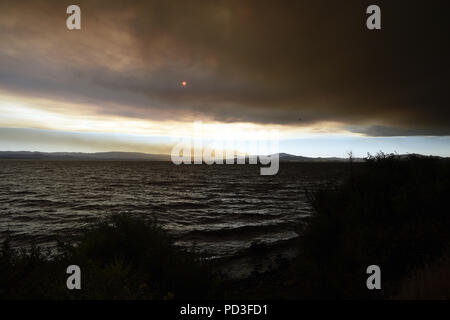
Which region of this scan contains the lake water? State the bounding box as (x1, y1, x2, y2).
(0, 161, 346, 259)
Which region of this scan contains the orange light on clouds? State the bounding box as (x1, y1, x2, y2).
(0, 92, 360, 147)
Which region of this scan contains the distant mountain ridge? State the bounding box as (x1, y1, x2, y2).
(275, 153, 364, 162)
(0, 151, 443, 162)
(0, 151, 170, 161)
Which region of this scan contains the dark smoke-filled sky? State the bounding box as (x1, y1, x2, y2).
(0, 0, 449, 156)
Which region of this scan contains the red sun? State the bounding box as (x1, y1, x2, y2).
(182, 81, 187, 87)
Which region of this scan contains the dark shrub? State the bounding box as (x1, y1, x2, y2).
(291, 154, 450, 299)
(0, 214, 217, 299)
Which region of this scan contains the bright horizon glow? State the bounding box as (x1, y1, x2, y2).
(0, 92, 361, 140)
(1, 92, 450, 158)
(2, 126, 450, 159)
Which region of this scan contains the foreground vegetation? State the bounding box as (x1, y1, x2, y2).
(0, 215, 218, 299)
(291, 153, 450, 299)
(1, 154, 449, 299)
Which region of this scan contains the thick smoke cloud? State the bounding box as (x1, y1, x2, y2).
(0, 0, 449, 135)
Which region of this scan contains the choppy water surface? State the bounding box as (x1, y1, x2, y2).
(0, 161, 345, 258)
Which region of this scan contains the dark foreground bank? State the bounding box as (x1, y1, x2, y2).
(1, 154, 449, 299)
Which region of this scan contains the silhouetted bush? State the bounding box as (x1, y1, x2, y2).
(0, 214, 218, 299)
(291, 153, 450, 298)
